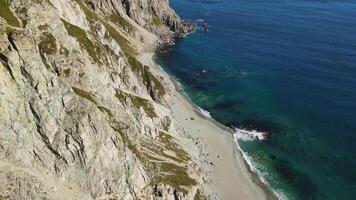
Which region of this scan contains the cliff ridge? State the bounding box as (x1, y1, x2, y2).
(0, 0, 202, 199)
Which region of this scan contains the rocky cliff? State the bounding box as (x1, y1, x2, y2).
(0, 0, 202, 199)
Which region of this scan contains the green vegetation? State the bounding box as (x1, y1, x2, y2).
(0, 0, 21, 27)
(147, 145, 195, 194)
(0, 195, 8, 200)
(63, 68, 71, 77)
(39, 32, 57, 55)
(38, 23, 49, 31)
(41, 57, 51, 69)
(18, 7, 28, 27)
(128, 56, 166, 97)
(194, 189, 206, 200)
(144, 65, 166, 97)
(110, 122, 136, 152)
(60, 45, 70, 57)
(103, 21, 134, 55)
(145, 16, 164, 29)
(98, 106, 112, 117)
(3, 26, 16, 34)
(72, 87, 96, 104)
(155, 162, 197, 190)
(110, 123, 197, 194)
(116, 90, 157, 118)
(61, 19, 101, 63)
(151, 16, 164, 27)
(73, 0, 97, 22)
(158, 131, 191, 162)
(73, 0, 135, 55)
(127, 55, 142, 72)
(161, 117, 171, 132)
(109, 13, 134, 33)
(144, 143, 184, 164)
(72, 87, 112, 117)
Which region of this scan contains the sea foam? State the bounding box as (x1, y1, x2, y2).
(233, 135, 287, 200)
(233, 127, 267, 141)
(198, 107, 212, 118)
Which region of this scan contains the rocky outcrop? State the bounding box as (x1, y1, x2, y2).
(78, 0, 194, 46)
(0, 0, 201, 199)
(118, 0, 195, 38)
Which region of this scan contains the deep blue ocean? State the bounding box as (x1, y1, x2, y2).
(155, 0, 356, 199)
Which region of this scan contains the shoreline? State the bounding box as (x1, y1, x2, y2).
(137, 52, 278, 200)
(171, 76, 278, 200)
(172, 80, 279, 200)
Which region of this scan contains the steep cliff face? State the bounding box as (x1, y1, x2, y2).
(77, 0, 193, 45)
(0, 0, 201, 199)
(118, 0, 194, 38)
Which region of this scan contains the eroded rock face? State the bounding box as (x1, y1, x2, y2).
(120, 0, 194, 36)
(81, 0, 194, 43)
(0, 0, 200, 199)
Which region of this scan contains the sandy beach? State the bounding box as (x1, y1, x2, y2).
(138, 53, 275, 200)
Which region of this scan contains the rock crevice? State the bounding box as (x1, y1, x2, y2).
(0, 0, 202, 199)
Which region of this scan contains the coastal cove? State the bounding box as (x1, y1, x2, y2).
(1, 0, 355, 199)
(138, 53, 275, 200)
(155, 0, 356, 199)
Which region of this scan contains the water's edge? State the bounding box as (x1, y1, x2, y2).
(150, 54, 280, 200)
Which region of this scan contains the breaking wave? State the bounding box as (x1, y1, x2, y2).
(233, 135, 288, 200)
(198, 106, 212, 118)
(233, 127, 268, 141)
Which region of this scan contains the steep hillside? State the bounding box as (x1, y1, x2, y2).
(0, 0, 201, 199)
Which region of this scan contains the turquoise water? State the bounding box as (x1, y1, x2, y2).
(155, 0, 356, 199)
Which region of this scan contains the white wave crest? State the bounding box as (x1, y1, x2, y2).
(198, 107, 211, 118)
(233, 136, 288, 200)
(233, 127, 267, 141)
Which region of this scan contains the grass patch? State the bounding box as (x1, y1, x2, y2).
(61, 19, 101, 63)
(110, 122, 137, 154)
(18, 7, 28, 27)
(161, 117, 171, 132)
(72, 87, 96, 104)
(0, 0, 21, 27)
(38, 23, 49, 31)
(151, 16, 163, 27)
(144, 143, 185, 164)
(141, 131, 191, 164)
(128, 56, 166, 98)
(39, 32, 57, 55)
(116, 90, 157, 118)
(72, 87, 113, 117)
(110, 123, 197, 194)
(144, 66, 166, 97)
(154, 162, 197, 194)
(127, 56, 142, 73)
(103, 21, 134, 55)
(73, 0, 135, 55)
(158, 131, 191, 162)
(73, 0, 97, 22)
(145, 16, 164, 29)
(63, 68, 71, 77)
(159, 162, 196, 186)
(98, 105, 112, 117)
(60, 45, 70, 57)
(109, 13, 134, 33)
(0, 195, 8, 200)
(194, 189, 206, 200)
(41, 57, 51, 69)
